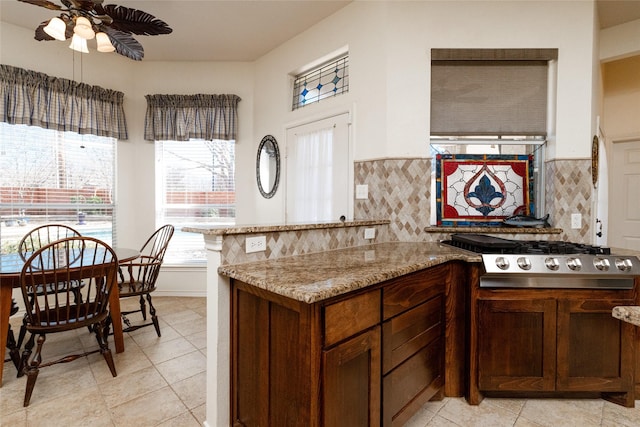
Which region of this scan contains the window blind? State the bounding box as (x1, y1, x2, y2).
(430, 49, 558, 137)
(156, 139, 235, 264)
(0, 123, 116, 254)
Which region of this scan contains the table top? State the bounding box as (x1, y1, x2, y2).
(0, 247, 139, 282)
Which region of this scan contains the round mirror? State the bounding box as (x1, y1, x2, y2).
(256, 135, 280, 199)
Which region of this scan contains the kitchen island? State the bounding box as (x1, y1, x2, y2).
(219, 242, 480, 427)
(185, 220, 640, 426)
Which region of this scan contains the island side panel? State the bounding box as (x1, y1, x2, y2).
(232, 280, 320, 427)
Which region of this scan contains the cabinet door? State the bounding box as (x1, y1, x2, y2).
(323, 326, 381, 427)
(557, 298, 634, 393)
(477, 298, 556, 391)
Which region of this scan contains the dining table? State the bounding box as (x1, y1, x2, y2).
(0, 247, 140, 387)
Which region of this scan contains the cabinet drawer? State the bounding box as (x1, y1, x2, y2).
(382, 337, 444, 427)
(383, 295, 443, 373)
(383, 265, 448, 320)
(324, 289, 381, 347)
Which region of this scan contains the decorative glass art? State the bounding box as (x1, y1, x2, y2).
(292, 56, 349, 110)
(435, 154, 534, 226)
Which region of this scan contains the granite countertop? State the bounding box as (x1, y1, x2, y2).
(612, 306, 640, 327)
(183, 219, 390, 236)
(218, 241, 481, 304)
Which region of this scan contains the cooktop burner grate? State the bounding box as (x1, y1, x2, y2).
(445, 233, 611, 255)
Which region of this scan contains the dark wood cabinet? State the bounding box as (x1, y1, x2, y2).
(231, 263, 454, 427)
(471, 287, 636, 407)
(556, 298, 634, 406)
(477, 297, 557, 392)
(323, 326, 381, 427)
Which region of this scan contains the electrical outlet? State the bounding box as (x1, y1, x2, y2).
(245, 235, 266, 253)
(364, 227, 376, 239)
(364, 250, 376, 262)
(356, 184, 368, 200)
(571, 213, 582, 229)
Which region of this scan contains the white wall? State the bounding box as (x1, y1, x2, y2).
(600, 19, 640, 62)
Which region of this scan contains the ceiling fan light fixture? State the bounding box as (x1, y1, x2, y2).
(43, 17, 67, 41)
(21, 0, 173, 60)
(73, 16, 95, 40)
(69, 34, 89, 53)
(96, 32, 115, 53)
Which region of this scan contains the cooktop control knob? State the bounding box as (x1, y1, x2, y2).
(495, 256, 510, 270)
(517, 257, 532, 270)
(544, 257, 560, 271)
(615, 258, 633, 272)
(566, 257, 582, 271)
(593, 257, 610, 271)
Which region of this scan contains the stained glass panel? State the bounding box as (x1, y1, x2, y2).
(292, 56, 349, 110)
(435, 154, 534, 226)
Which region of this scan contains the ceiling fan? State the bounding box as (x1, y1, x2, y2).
(18, 0, 172, 61)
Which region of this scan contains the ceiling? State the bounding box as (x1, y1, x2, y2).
(1, 0, 639, 62)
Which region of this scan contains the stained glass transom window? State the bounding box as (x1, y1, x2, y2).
(292, 56, 349, 110)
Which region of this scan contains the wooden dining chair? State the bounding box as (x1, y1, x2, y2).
(116, 225, 174, 337)
(4, 299, 21, 370)
(16, 224, 83, 348)
(18, 236, 119, 407)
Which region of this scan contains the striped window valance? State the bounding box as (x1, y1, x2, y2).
(0, 64, 128, 139)
(144, 94, 241, 142)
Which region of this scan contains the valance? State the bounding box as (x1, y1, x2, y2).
(144, 94, 240, 141)
(0, 64, 128, 139)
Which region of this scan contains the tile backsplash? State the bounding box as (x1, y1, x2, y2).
(355, 158, 593, 243)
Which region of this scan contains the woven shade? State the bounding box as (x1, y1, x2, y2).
(431, 49, 558, 137)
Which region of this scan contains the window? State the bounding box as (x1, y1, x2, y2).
(292, 55, 349, 110)
(156, 139, 235, 264)
(0, 122, 116, 254)
(429, 49, 558, 224)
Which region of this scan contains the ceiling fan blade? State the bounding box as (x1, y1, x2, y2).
(102, 4, 172, 36)
(103, 28, 144, 61)
(17, 0, 63, 11)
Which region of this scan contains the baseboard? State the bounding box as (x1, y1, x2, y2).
(152, 290, 207, 298)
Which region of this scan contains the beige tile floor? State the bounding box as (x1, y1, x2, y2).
(1, 296, 206, 427)
(3, 296, 640, 426)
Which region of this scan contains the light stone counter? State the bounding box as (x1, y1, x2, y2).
(612, 306, 640, 327)
(217, 241, 481, 304)
(183, 218, 389, 236)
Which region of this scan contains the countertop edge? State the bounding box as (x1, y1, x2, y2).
(613, 306, 640, 327)
(183, 219, 390, 235)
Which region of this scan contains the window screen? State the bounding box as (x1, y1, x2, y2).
(0, 122, 116, 254)
(431, 49, 558, 137)
(156, 139, 235, 264)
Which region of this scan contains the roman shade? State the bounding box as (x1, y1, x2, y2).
(430, 49, 558, 137)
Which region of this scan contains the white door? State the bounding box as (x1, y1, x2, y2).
(285, 113, 351, 223)
(609, 139, 640, 250)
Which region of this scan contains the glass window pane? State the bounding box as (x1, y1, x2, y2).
(0, 123, 116, 254)
(156, 139, 235, 264)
